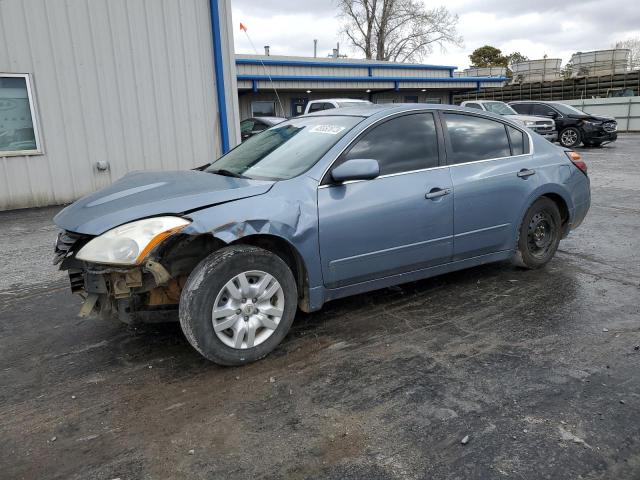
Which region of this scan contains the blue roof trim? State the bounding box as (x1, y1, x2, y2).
(237, 74, 507, 83)
(236, 58, 457, 71)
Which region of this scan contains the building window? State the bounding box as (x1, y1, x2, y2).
(0, 74, 41, 156)
(424, 98, 442, 104)
(251, 101, 276, 117)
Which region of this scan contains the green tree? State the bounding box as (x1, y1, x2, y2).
(506, 51, 528, 66)
(469, 45, 508, 68)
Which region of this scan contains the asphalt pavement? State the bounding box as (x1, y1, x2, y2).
(1, 135, 639, 480)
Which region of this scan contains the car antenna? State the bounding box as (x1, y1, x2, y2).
(240, 22, 286, 117)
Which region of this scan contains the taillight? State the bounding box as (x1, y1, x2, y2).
(565, 151, 587, 175)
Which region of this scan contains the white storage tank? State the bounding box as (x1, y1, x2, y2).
(568, 49, 630, 77)
(463, 67, 507, 78)
(510, 58, 563, 83)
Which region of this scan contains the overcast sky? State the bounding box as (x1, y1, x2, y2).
(231, 0, 640, 70)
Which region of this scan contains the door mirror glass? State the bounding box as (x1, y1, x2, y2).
(331, 159, 380, 183)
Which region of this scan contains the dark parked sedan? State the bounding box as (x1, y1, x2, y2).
(54, 104, 591, 365)
(509, 100, 617, 148)
(240, 116, 286, 141)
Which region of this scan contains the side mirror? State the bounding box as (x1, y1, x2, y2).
(331, 159, 380, 183)
(546, 111, 558, 118)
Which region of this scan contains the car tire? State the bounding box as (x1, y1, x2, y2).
(559, 127, 582, 148)
(179, 245, 298, 366)
(512, 198, 562, 269)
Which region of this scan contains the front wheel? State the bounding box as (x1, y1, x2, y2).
(512, 198, 562, 269)
(179, 245, 298, 366)
(559, 127, 582, 148)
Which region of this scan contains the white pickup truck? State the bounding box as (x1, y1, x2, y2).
(460, 100, 557, 142)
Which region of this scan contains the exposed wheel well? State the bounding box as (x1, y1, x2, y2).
(230, 235, 311, 312)
(158, 233, 311, 311)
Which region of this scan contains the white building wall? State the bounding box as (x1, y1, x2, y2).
(0, 0, 238, 210)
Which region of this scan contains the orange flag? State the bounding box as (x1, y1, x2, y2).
(240, 22, 247, 32)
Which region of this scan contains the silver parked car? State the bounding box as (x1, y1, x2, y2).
(461, 100, 557, 142)
(53, 104, 590, 366)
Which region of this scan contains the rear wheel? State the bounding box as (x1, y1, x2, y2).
(179, 245, 297, 366)
(512, 198, 562, 269)
(559, 127, 582, 148)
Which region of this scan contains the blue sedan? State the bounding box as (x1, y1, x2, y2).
(54, 104, 591, 365)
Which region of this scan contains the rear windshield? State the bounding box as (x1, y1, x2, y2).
(207, 116, 362, 180)
(483, 102, 517, 116)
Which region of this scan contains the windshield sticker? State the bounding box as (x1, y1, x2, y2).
(309, 125, 346, 135)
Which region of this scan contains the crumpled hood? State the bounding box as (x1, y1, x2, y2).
(54, 170, 274, 235)
(568, 113, 616, 122)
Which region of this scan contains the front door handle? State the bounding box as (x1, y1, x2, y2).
(425, 187, 452, 200)
(517, 168, 536, 178)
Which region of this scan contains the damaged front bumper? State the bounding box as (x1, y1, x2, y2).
(54, 230, 183, 324)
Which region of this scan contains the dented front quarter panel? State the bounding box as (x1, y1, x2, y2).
(185, 176, 324, 306)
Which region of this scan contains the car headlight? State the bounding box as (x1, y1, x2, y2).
(76, 216, 191, 265)
(523, 120, 536, 127)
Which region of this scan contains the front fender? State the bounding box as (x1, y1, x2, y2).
(183, 178, 323, 292)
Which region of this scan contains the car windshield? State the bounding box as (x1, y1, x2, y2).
(484, 102, 517, 115)
(552, 103, 586, 115)
(207, 115, 362, 180)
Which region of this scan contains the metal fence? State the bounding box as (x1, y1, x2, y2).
(564, 97, 640, 132)
(453, 70, 640, 104)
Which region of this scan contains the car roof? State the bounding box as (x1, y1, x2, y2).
(303, 103, 490, 118)
(510, 100, 565, 104)
(310, 98, 371, 103)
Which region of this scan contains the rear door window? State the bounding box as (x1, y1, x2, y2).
(531, 104, 557, 117)
(465, 103, 482, 110)
(511, 103, 532, 115)
(308, 103, 325, 113)
(444, 113, 511, 163)
(507, 125, 527, 155)
(338, 113, 439, 176)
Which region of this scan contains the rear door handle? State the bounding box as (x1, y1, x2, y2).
(517, 168, 536, 178)
(425, 187, 452, 200)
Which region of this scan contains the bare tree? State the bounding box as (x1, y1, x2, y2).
(337, 0, 462, 63)
(613, 38, 640, 70)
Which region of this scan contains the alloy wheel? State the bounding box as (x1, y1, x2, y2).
(561, 129, 578, 146)
(211, 270, 285, 349)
